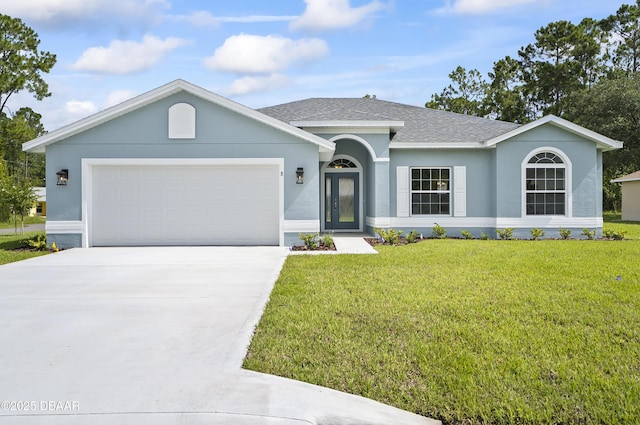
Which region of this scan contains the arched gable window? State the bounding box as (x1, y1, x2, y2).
(168, 103, 196, 139)
(524, 151, 567, 215)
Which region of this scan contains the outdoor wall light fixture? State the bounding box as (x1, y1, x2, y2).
(296, 167, 304, 184)
(56, 169, 69, 186)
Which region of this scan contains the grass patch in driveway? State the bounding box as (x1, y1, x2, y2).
(0, 232, 50, 265)
(245, 234, 640, 424)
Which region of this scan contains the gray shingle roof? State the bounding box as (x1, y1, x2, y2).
(258, 98, 521, 144)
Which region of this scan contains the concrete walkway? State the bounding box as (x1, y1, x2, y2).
(0, 248, 438, 425)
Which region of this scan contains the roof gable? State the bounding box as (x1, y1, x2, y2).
(485, 115, 623, 151)
(23, 80, 335, 154)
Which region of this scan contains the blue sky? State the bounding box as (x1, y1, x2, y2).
(1, 0, 625, 130)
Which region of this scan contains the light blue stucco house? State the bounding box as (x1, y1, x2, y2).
(23, 80, 623, 247)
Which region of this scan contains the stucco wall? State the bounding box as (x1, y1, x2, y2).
(45, 92, 321, 226)
(390, 148, 495, 218)
(621, 180, 640, 221)
(495, 124, 601, 218)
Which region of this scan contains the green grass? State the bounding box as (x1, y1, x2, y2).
(603, 211, 640, 239)
(0, 215, 45, 230)
(0, 232, 50, 265)
(245, 223, 640, 424)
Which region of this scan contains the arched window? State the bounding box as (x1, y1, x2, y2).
(525, 151, 566, 215)
(327, 158, 357, 169)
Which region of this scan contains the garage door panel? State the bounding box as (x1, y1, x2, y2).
(90, 163, 280, 246)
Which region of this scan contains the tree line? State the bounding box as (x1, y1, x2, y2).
(426, 1, 640, 210)
(0, 13, 55, 228)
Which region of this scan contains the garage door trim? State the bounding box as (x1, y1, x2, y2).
(81, 158, 284, 247)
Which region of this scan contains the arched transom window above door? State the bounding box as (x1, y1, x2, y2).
(327, 158, 357, 169)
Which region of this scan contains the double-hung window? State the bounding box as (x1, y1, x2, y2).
(411, 168, 450, 215)
(525, 152, 566, 215)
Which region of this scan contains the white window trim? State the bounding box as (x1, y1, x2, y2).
(409, 166, 453, 217)
(521, 147, 572, 218)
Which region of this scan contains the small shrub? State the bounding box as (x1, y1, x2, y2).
(559, 227, 572, 240)
(496, 228, 514, 240)
(461, 230, 473, 239)
(374, 227, 403, 245)
(298, 232, 319, 249)
(581, 228, 596, 240)
(322, 233, 334, 248)
(602, 229, 627, 240)
(530, 228, 545, 241)
(480, 232, 489, 240)
(406, 230, 420, 244)
(26, 234, 48, 251)
(431, 223, 447, 239)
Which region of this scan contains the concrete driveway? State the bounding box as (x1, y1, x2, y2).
(0, 247, 438, 425)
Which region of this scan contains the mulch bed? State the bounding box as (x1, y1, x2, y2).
(365, 236, 427, 246)
(291, 243, 336, 251)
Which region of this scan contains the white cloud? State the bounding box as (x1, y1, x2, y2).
(169, 11, 297, 26)
(290, 0, 386, 32)
(442, 0, 544, 14)
(65, 100, 98, 117)
(104, 89, 139, 108)
(172, 10, 219, 27)
(225, 74, 291, 96)
(72, 35, 188, 74)
(0, 0, 169, 23)
(203, 34, 329, 74)
(218, 15, 298, 23)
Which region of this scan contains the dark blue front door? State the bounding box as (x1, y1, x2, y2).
(325, 172, 359, 230)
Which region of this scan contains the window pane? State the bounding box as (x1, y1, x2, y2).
(546, 178, 555, 191)
(338, 177, 354, 222)
(325, 177, 331, 223)
(525, 162, 566, 215)
(410, 171, 451, 215)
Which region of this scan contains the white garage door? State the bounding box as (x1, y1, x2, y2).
(90, 163, 281, 246)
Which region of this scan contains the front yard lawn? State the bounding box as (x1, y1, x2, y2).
(0, 232, 50, 265)
(245, 227, 640, 424)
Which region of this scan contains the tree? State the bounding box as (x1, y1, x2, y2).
(0, 15, 53, 185)
(601, 1, 640, 74)
(0, 159, 10, 221)
(0, 173, 37, 234)
(518, 20, 604, 117)
(0, 14, 56, 113)
(425, 66, 488, 116)
(565, 75, 640, 211)
(485, 56, 531, 123)
(0, 107, 46, 184)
